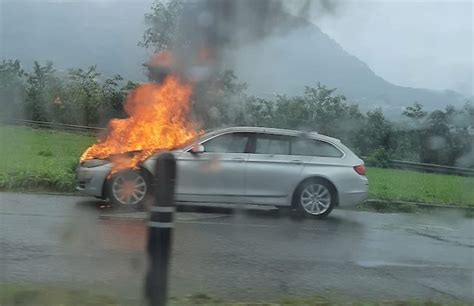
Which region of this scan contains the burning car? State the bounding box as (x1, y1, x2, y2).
(76, 74, 366, 217)
(76, 126, 368, 218)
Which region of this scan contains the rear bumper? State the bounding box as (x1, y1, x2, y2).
(337, 175, 369, 206)
(338, 190, 368, 206)
(75, 164, 111, 198)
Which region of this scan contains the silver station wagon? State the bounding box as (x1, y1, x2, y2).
(77, 127, 368, 217)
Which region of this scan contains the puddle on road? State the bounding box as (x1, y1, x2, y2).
(356, 260, 456, 268)
(98, 211, 231, 222)
(404, 226, 474, 248)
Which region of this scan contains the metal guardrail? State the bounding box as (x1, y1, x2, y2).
(384, 159, 474, 177)
(360, 156, 474, 177)
(3, 119, 474, 177)
(2, 118, 105, 133)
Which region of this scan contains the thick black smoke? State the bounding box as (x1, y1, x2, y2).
(154, 0, 340, 81)
(182, 0, 306, 50)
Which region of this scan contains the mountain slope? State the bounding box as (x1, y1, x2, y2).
(233, 24, 466, 110)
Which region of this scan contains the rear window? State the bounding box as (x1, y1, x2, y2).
(291, 137, 343, 157)
(255, 134, 290, 155)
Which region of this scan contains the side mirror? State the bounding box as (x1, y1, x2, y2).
(190, 144, 204, 154)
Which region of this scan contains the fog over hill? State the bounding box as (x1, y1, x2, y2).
(1, 0, 469, 112)
(232, 24, 467, 111)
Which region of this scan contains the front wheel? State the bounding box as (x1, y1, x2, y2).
(294, 179, 335, 218)
(107, 170, 149, 208)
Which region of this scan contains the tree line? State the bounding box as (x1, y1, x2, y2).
(1, 59, 473, 168)
(0, 59, 138, 127)
(197, 71, 474, 168)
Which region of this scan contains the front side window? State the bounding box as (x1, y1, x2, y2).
(291, 137, 343, 157)
(202, 133, 250, 153)
(255, 134, 290, 155)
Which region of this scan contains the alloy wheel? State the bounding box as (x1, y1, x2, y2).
(111, 171, 147, 205)
(300, 183, 331, 215)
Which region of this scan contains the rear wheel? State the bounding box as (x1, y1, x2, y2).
(107, 170, 149, 208)
(294, 179, 335, 218)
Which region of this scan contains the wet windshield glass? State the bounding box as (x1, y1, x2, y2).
(1, 0, 472, 305)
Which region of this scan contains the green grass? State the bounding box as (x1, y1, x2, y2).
(0, 125, 94, 192)
(0, 285, 466, 306)
(366, 167, 474, 207)
(0, 285, 120, 306)
(0, 125, 473, 208)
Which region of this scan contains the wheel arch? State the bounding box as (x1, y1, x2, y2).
(291, 175, 339, 208)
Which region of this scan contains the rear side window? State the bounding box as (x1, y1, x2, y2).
(255, 134, 290, 155)
(203, 133, 250, 153)
(291, 137, 343, 157)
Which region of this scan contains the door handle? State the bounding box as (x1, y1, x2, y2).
(232, 157, 245, 162)
(291, 160, 303, 165)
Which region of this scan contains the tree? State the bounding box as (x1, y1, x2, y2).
(25, 61, 61, 121)
(273, 95, 308, 129)
(268, 84, 364, 147)
(65, 66, 103, 125)
(302, 84, 352, 135)
(353, 108, 392, 157)
(243, 97, 276, 127)
(463, 102, 474, 125)
(100, 74, 128, 122)
(65, 67, 131, 126)
(421, 110, 448, 164)
(0, 60, 26, 119)
(402, 102, 427, 120)
(139, 0, 184, 52)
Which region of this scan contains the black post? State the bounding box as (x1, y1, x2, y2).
(145, 152, 176, 306)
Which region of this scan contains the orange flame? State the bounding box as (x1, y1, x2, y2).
(80, 76, 199, 173)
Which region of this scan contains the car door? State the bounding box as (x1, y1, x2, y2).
(175, 132, 251, 204)
(244, 133, 307, 206)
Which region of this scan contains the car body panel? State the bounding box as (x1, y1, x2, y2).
(297, 159, 368, 206)
(174, 152, 248, 204)
(75, 163, 111, 197)
(76, 126, 368, 207)
(244, 153, 308, 205)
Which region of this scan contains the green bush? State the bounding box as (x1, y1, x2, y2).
(366, 148, 390, 168)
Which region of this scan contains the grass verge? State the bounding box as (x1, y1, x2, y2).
(0, 285, 467, 306)
(1, 125, 473, 208)
(366, 168, 474, 208)
(0, 125, 94, 192)
(0, 284, 120, 306)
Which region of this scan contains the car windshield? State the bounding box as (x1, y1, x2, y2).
(1, 1, 472, 305)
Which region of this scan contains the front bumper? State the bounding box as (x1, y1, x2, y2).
(75, 164, 112, 198)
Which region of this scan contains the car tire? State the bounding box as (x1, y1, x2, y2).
(293, 179, 335, 218)
(107, 170, 150, 209)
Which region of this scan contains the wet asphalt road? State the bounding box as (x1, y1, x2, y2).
(0, 192, 473, 303)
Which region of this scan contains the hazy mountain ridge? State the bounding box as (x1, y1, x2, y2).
(1, 1, 468, 111)
(233, 23, 467, 110)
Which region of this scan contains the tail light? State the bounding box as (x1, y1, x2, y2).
(354, 164, 366, 176)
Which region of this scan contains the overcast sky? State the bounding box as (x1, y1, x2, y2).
(2, 0, 473, 96)
(315, 0, 473, 96)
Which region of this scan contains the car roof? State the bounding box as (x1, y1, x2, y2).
(207, 126, 341, 143)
